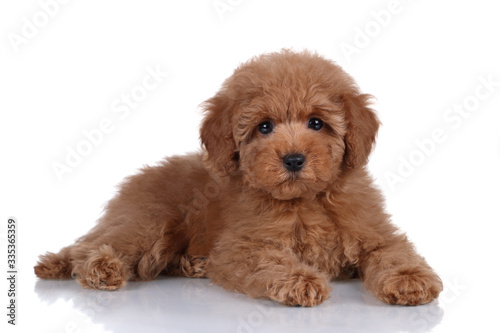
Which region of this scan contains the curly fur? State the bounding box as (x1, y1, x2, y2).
(35, 50, 442, 306)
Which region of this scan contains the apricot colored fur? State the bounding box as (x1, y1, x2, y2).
(35, 50, 442, 306)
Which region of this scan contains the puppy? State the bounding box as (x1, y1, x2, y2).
(35, 50, 443, 306)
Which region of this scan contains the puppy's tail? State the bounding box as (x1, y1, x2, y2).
(34, 247, 73, 279)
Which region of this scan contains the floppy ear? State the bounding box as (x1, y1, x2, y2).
(200, 93, 239, 176)
(342, 93, 380, 169)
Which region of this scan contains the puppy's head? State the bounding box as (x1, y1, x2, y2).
(200, 50, 379, 200)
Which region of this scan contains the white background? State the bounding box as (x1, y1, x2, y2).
(1, 1, 499, 332)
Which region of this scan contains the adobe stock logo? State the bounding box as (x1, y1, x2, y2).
(51, 65, 168, 182)
(7, 0, 71, 54)
(383, 74, 499, 191)
(339, 0, 406, 63)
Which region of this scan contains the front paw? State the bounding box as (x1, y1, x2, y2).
(266, 273, 331, 307)
(377, 268, 443, 305)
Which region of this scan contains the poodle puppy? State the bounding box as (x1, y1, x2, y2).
(35, 50, 443, 306)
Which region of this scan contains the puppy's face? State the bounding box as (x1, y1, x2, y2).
(236, 91, 347, 200)
(201, 51, 379, 200)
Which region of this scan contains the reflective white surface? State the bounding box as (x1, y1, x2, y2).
(30, 276, 444, 333)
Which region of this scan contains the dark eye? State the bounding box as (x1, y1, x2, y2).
(308, 118, 323, 131)
(258, 121, 274, 135)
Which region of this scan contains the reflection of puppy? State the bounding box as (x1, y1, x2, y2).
(35, 50, 442, 306)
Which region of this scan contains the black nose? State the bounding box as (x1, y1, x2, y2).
(283, 153, 306, 172)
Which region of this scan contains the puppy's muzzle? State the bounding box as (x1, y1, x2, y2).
(283, 153, 305, 172)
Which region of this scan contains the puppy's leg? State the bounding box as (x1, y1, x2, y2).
(35, 243, 132, 291)
(359, 235, 443, 305)
(70, 218, 187, 290)
(208, 240, 331, 307)
(35, 201, 187, 291)
(60, 228, 185, 290)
